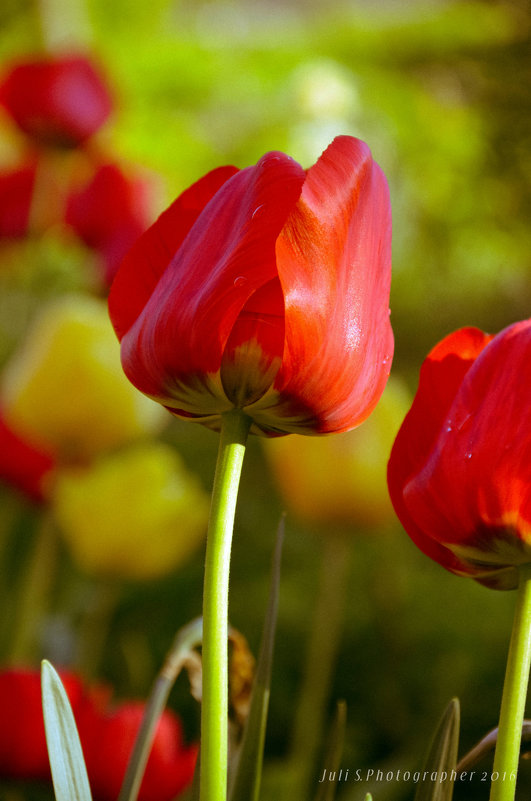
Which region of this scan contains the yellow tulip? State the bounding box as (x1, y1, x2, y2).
(2, 295, 165, 463)
(51, 442, 209, 580)
(264, 376, 412, 529)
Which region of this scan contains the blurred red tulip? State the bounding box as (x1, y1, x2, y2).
(0, 411, 55, 502)
(0, 163, 36, 238)
(0, 667, 195, 801)
(0, 55, 112, 148)
(82, 701, 197, 801)
(66, 162, 154, 285)
(0, 668, 85, 780)
(109, 136, 393, 436)
(388, 320, 531, 590)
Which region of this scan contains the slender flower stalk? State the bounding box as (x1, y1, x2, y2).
(489, 564, 531, 801)
(200, 409, 251, 801)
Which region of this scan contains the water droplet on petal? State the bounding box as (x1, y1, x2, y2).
(456, 412, 472, 432)
(234, 276, 247, 288)
(465, 452, 472, 460)
(251, 204, 264, 219)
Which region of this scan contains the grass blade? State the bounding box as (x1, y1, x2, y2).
(313, 700, 347, 801)
(414, 698, 460, 801)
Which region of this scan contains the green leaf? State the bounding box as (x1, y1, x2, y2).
(313, 700, 347, 801)
(41, 660, 92, 801)
(414, 698, 460, 801)
(228, 516, 285, 801)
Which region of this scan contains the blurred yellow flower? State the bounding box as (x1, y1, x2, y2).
(51, 442, 209, 580)
(2, 295, 165, 463)
(264, 376, 412, 529)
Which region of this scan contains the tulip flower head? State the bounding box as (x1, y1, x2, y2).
(388, 320, 531, 590)
(109, 136, 393, 436)
(82, 701, 197, 801)
(0, 54, 112, 148)
(0, 667, 195, 801)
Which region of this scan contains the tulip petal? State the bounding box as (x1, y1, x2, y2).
(401, 320, 531, 588)
(221, 277, 285, 406)
(388, 326, 493, 577)
(114, 153, 305, 416)
(109, 165, 238, 341)
(250, 136, 393, 434)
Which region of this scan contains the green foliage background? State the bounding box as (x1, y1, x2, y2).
(1, 1, 530, 800)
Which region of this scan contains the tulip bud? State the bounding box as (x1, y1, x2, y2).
(51, 442, 209, 580)
(2, 295, 165, 464)
(109, 136, 393, 436)
(264, 376, 411, 528)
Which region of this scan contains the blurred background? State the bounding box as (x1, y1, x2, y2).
(0, 0, 530, 799)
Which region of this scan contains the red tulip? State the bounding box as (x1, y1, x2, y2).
(0, 668, 85, 780)
(0, 411, 55, 502)
(0, 55, 112, 148)
(66, 162, 154, 285)
(82, 701, 197, 801)
(0, 163, 36, 238)
(109, 136, 393, 435)
(387, 320, 531, 590)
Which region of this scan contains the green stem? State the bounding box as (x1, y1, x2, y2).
(489, 563, 531, 801)
(200, 409, 251, 801)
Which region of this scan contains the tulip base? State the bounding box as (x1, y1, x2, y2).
(489, 563, 531, 801)
(200, 409, 251, 801)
